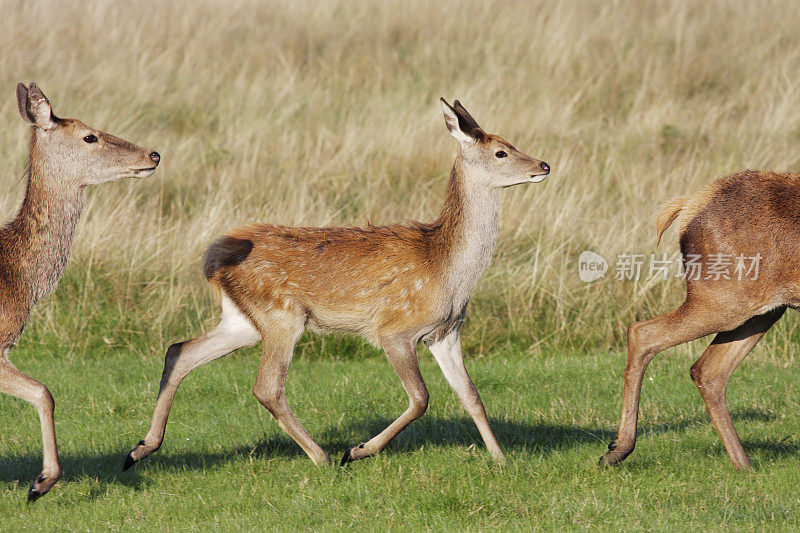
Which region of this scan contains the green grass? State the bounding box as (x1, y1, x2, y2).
(2, 303, 800, 530)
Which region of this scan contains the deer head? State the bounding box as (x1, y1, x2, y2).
(440, 98, 549, 189)
(17, 82, 160, 187)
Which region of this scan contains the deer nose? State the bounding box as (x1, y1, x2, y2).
(149, 151, 161, 165)
(540, 161, 550, 173)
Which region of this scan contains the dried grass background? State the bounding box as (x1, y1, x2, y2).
(1, 0, 799, 359)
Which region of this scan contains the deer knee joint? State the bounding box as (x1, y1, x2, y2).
(34, 385, 54, 412)
(627, 321, 643, 349)
(625, 322, 649, 365)
(690, 361, 716, 389)
(690, 361, 703, 385)
(690, 361, 724, 400)
(253, 383, 282, 412)
(409, 390, 429, 419)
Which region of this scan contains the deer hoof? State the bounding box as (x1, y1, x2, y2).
(122, 440, 146, 472)
(340, 443, 367, 466)
(122, 451, 137, 472)
(597, 440, 621, 466)
(27, 486, 43, 503)
(27, 473, 57, 503)
(339, 449, 352, 466)
(599, 446, 633, 467)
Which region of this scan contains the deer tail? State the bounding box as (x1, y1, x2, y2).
(655, 196, 689, 246)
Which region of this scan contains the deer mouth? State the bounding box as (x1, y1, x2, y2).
(132, 167, 158, 178)
(528, 161, 550, 183)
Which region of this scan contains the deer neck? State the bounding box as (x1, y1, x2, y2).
(8, 159, 85, 303)
(433, 156, 500, 308)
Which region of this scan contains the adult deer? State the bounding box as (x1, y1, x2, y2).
(601, 170, 800, 470)
(124, 99, 549, 469)
(1, 83, 160, 501)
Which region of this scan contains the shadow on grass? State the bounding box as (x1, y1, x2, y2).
(341, 407, 779, 455)
(0, 407, 787, 495)
(339, 416, 616, 454)
(740, 437, 800, 457)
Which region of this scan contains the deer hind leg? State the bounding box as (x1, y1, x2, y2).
(601, 297, 751, 467)
(689, 307, 785, 470)
(250, 308, 331, 466)
(341, 333, 428, 464)
(123, 293, 260, 470)
(0, 348, 60, 502)
(426, 329, 504, 461)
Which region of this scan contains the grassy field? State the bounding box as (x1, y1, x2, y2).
(2, 328, 800, 529)
(2, 0, 800, 529)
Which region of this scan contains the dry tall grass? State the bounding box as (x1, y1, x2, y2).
(2, 0, 800, 358)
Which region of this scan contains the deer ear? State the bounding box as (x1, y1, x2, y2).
(440, 97, 483, 147)
(16, 83, 32, 124)
(18, 82, 55, 130)
(452, 100, 482, 135)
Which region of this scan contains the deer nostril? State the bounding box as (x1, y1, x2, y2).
(150, 151, 161, 164)
(540, 161, 550, 173)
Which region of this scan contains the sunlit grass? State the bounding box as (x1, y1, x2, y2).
(2, 328, 800, 529)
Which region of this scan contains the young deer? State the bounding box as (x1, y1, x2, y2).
(124, 99, 549, 469)
(600, 170, 800, 470)
(1, 83, 160, 501)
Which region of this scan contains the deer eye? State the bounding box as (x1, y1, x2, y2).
(83, 134, 98, 144)
(495, 150, 507, 158)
